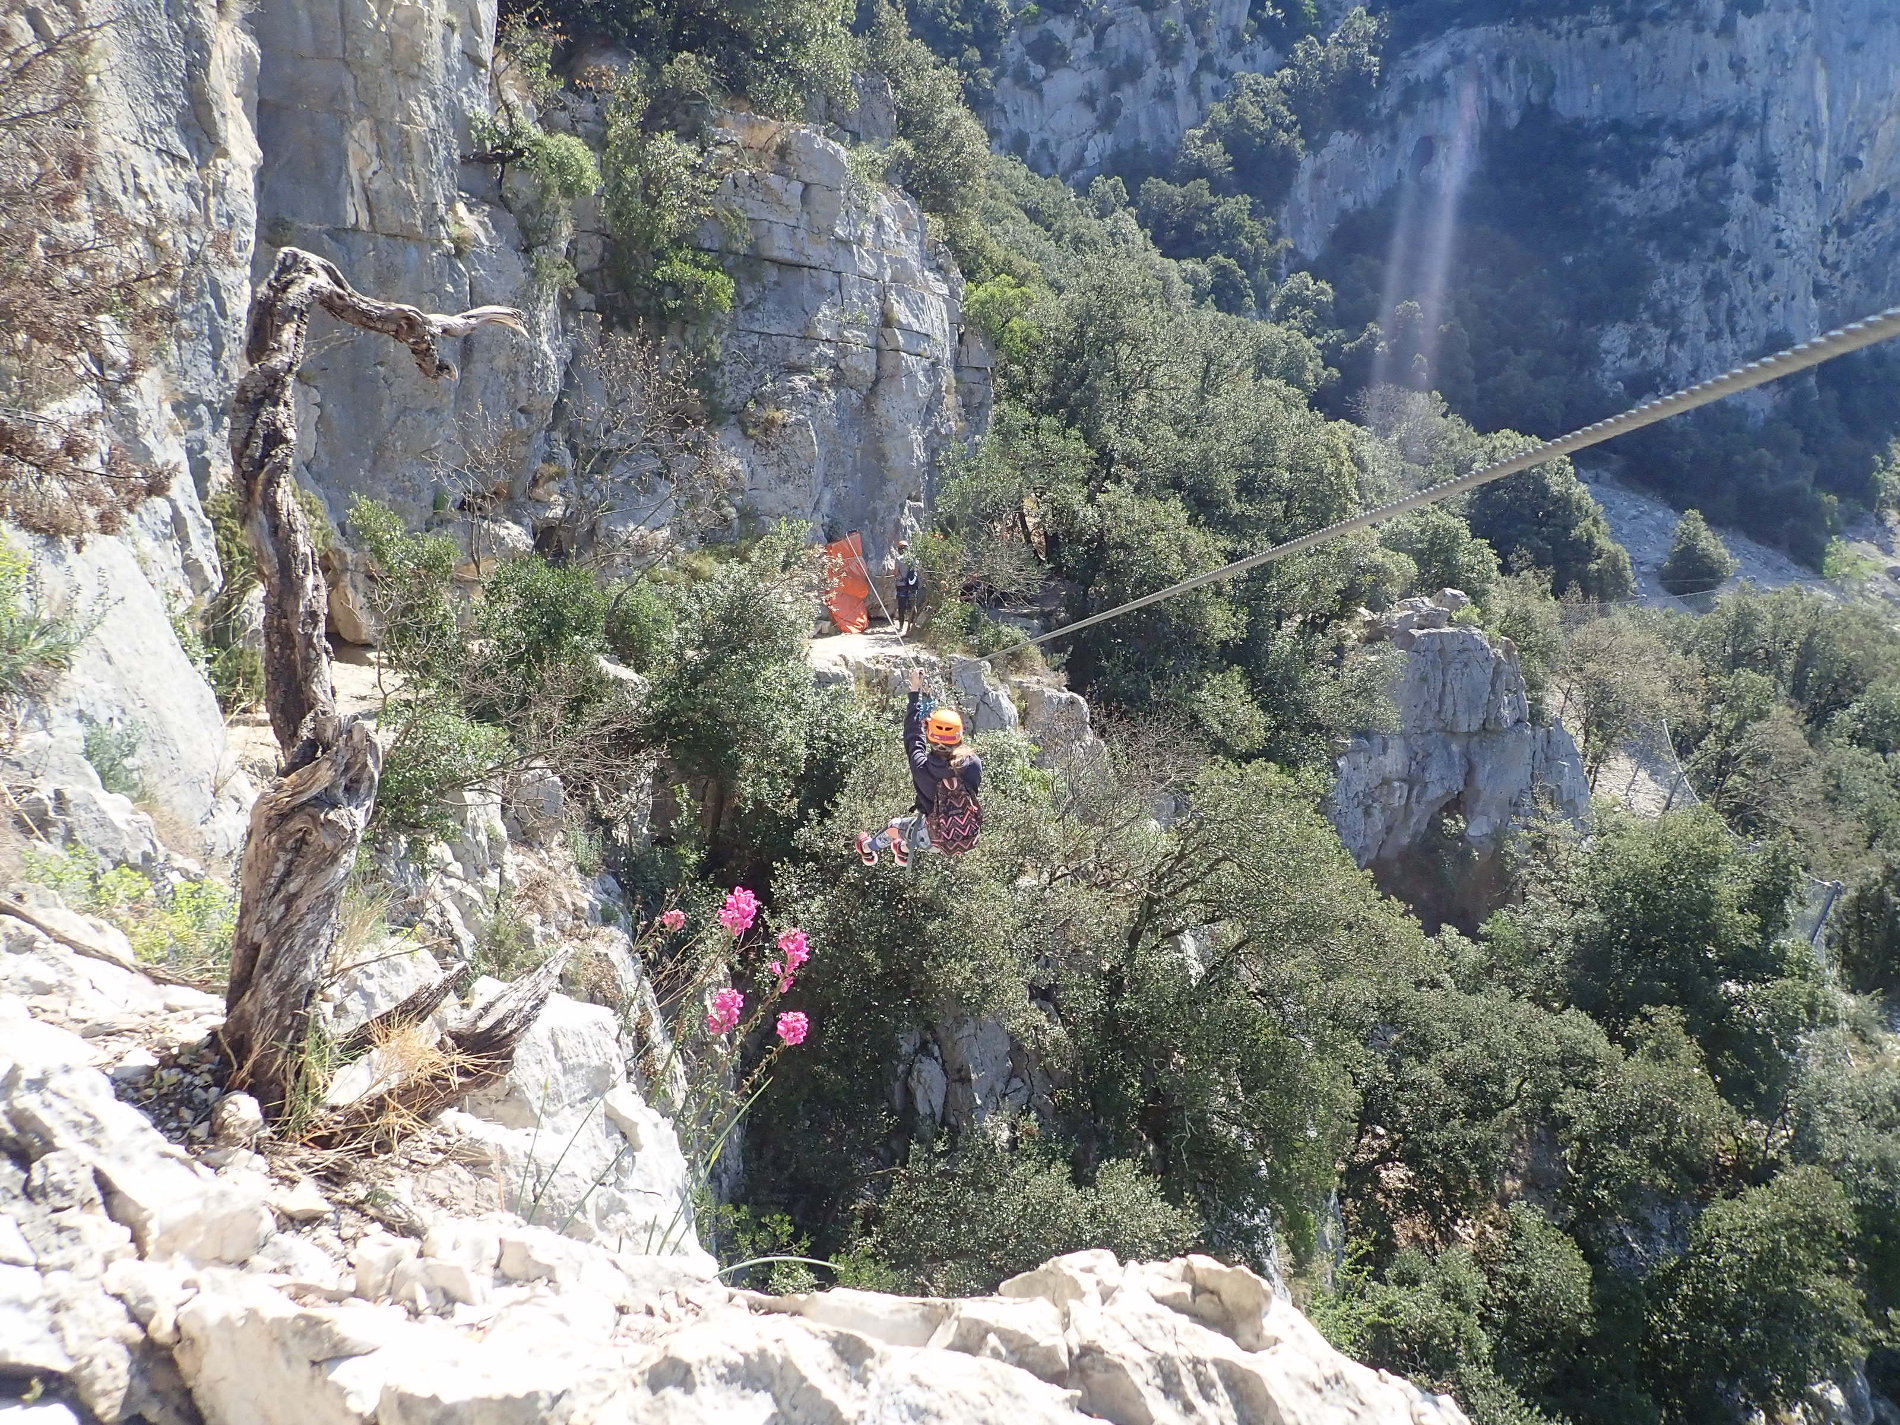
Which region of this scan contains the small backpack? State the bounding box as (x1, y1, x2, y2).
(928, 772, 983, 854)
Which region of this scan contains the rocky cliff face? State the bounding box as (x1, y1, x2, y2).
(250, 0, 562, 537)
(1, 0, 260, 860)
(985, 0, 1274, 180)
(692, 113, 991, 556)
(1328, 596, 1589, 927)
(1282, 0, 1900, 386)
(250, 0, 984, 599)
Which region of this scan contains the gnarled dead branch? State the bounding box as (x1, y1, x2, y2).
(307, 948, 573, 1148)
(221, 246, 526, 1116)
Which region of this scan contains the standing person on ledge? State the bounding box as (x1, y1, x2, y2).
(888, 538, 920, 637)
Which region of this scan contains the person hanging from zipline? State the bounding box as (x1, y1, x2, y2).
(856, 667, 983, 866)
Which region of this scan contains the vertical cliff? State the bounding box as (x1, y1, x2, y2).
(984, 0, 1275, 180)
(250, 0, 563, 531)
(3, 0, 260, 858)
(248, 4, 987, 602)
(1281, 0, 1900, 387)
(693, 113, 991, 554)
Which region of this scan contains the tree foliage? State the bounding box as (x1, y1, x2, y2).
(1658, 510, 1739, 597)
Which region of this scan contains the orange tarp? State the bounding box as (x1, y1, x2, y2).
(825, 532, 871, 634)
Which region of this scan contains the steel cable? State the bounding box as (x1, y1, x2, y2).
(981, 302, 1900, 662)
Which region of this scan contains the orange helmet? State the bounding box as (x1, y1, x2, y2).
(925, 706, 965, 746)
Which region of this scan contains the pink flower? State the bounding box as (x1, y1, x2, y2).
(706, 987, 744, 1036)
(775, 1011, 809, 1047)
(770, 927, 812, 993)
(657, 908, 687, 933)
(718, 886, 759, 936)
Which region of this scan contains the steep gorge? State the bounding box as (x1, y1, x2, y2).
(4, 3, 1895, 1423)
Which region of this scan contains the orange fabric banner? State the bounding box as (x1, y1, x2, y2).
(825, 532, 871, 634)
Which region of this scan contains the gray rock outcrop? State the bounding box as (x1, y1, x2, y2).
(1329, 604, 1589, 892)
(250, 0, 562, 532)
(985, 0, 1274, 180)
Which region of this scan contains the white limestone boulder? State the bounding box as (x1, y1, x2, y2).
(0, 1007, 271, 1266)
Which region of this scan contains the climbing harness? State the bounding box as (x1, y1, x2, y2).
(980, 302, 1900, 662)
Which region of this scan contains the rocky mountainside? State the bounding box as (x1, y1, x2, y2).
(1281, 0, 1900, 389)
(983, 0, 1275, 180)
(1001, 0, 1900, 390)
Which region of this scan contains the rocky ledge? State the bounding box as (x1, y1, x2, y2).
(1, 887, 1466, 1425)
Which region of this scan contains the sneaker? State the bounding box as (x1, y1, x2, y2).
(855, 831, 878, 866)
(889, 830, 912, 867)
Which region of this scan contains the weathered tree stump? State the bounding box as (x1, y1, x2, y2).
(220, 247, 526, 1117)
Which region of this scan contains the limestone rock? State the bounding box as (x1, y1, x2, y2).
(6, 534, 254, 861)
(443, 988, 707, 1267)
(250, 0, 562, 542)
(1329, 625, 1589, 917)
(986, 0, 1275, 180)
(950, 657, 1021, 735)
(897, 1019, 1051, 1140)
(0, 909, 225, 1060)
(1017, 682, 1105, 770)
(0, 1008, 271, 1267)
(697, 117, 989, 567)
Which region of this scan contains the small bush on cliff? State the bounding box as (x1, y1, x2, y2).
(0, 541, 93, 725)
(1658, 509, 1739, 597)
(848, 1133, 1200, 1297)
(518, 0, 856, 117)
(0, 10, 178, 539)
(600, 74, 735, 322)
(860, 4, 991, 220)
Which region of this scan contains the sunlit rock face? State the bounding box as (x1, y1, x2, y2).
(1282, 0, 1900, 387)
(983, 0, 1275, 181)
(1330, 606, 1589, 930)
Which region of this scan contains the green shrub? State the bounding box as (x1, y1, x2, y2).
(1462, 456, 1635, 602)
(21, 847, 236, 983)
(1829, 857, 1900, 997)
(604, 578, 677, 672)
(349, 496, 461, 688)
(0, 541, 92, 711)
(1645, 1167, 1869, 1419)
(374, 699, 512, 843)
(1380, 505, 1500, 606)
(862, 4, 992, 220)
(534, 0, 855, 117)
(600, 76, 733, 323)
(1658, 509, 1738, 597)
(851, 1133, 1199, 1297)
(82, 720, 144, 799)
(519, 128, 601, 202)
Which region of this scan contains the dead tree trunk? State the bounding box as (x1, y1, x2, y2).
(220, 247, 526, 1117)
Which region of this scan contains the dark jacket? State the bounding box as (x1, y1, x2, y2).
(906, 692, 982, 815)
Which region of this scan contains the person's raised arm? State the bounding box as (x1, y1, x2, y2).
(905, 668, 927, 764)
